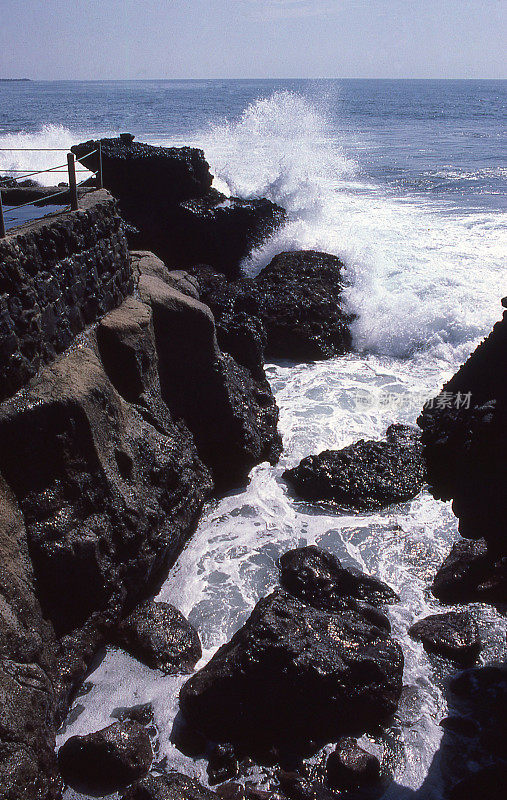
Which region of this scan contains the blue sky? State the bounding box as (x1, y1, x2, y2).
(0, 0, 505, 79)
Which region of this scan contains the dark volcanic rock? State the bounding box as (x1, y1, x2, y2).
(194, 250, 353, 363)
(418, 301, 507, 551)
(278, 545, 398, 612)
(408, 612, 481, 664)
(252, 250, 353, 360)
(73, 137, 285, 278)
(283, 424, 425, 511)
(58, 720, 152, 794)
(432, 538, 507, 605)
(326, 737, 381, 790)
(122, 771, 218, 800)
(114, 600, 202, 673)
(207, 743, 239, 785)
(447, 765, 507, 800)
(179, 589, 403, 760)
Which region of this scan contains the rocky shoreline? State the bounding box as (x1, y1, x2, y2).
(0, 136, 505, 799)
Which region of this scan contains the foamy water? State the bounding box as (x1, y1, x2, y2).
(3, 86, 505, 799)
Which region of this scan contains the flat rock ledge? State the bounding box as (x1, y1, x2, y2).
(283, 424, 425, 511)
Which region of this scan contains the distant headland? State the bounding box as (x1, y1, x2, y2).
(0, 78, 31, 82)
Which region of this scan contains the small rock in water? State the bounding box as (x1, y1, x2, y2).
(432, 538, 507, 605)
(122, 771, 218, 799)
(111, 702, 154, 726)
(283, 424, 425, 511)
(278, 545, 398, 610)
(326, 737, 381, 790)
(408, 611, 482, 664)
(58, 720, 152, 794)
(114, 600, 202, 673)
(207, 743, 239, 785)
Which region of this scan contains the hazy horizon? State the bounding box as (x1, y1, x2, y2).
(0, 1, 505, 81)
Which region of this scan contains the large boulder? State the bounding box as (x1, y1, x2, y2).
(283, 424, 425, 511)
(58, 720, 152, 794)
(179, 589, 403, 761)
(194, 250, 354, 363)
(432, 538, 507, 605)
(408, 612, 482, 664)
(139, 273, 281, 489)
(418, 300, 507, 553)
(72, 137, 286, 278)
(114, 600, 202, 674)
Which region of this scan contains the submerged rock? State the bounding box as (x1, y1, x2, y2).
(179, 589, 403, 760)
(114, 600, 202, 674)
(194, 250, 354, 363)
(408, 611, 481, 664)
(432, 538, 507, 605)
(122, 771, 218, 800)
(326, 737, 381, 790)
(207, 743, 239, 785)
(58, 720, 152, 794)
(73, 137, 285, 277)
(278, 545, 398, 611)
(283, 424, 425, 511)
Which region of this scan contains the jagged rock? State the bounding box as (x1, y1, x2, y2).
(58, 720, 152, 794)
(194, 251, 354, 363)
(326, 737, 381, 790)
(122, 772, 218, 800)
(418, 301, 507, 551)
(114, 600, 202, 673)
(408, 612, 481, 664)
(73, 137, 286, 277)
(179, 589, 403, 760)
(283, 424, 425, 511)
(432, 538, 507, 605)
(278, 545, 398, 612)
(139, 274, 281, 489)
(0, 343, 211, 635)
(207, 743, 239, 785)
(252, 251, 353, 360)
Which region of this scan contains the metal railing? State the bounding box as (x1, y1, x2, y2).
(0, 143, 103, 237)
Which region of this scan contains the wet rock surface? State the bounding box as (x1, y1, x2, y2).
(408, 611, 481, 664)
(114, 600, 202, 673)
(278, 545, 399, 612)
(58, 719, 152, 794)
(432, 538, 507, 605)
(73, 137, 285, 277)
(194, 250, 353, 363)
(122, 771, 218, 800)
(418, 301, 507, 551)
(283, 424, 425, 511)
(179, 588, 403, 761)
(326, 737, 381, 790)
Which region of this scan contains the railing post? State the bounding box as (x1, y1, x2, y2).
(0, 191, 6, 238)
(98, 142, 103, 189)
(67, 153, 78, 211)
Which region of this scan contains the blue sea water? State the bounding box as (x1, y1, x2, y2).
(1, 81, 506, 799)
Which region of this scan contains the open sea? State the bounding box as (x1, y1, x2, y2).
(1, 79, 506, 799)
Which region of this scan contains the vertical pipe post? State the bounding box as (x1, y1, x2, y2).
(67, 153, 78, 211)
(98, 142, 103, 189)
(0, 191, 6, 238)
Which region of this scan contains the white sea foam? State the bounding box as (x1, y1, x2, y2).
(0, 124, 93, 185)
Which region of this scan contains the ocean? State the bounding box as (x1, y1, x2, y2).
(1, 79, 506, 798)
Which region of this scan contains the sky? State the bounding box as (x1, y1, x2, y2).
(0, 0, 505, 80)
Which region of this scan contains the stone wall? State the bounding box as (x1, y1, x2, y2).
(0, 190, 132, 401)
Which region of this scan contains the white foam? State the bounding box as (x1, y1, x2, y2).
(0, 124, 93, 186)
